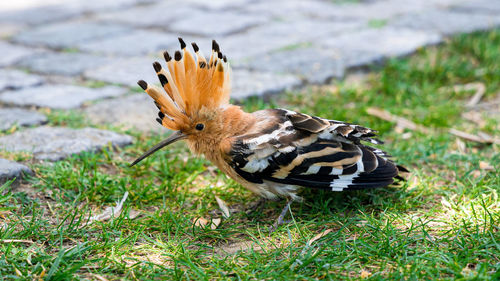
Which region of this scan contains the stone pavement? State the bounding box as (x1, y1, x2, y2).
(0, 0, 499, 182)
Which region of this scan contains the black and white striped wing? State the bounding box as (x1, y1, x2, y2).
(228, 109, 400, 191)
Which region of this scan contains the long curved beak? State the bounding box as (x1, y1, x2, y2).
(130, 131, 187, 167)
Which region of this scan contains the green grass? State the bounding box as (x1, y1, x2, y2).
(367, 19, 388, 29)
(1, 30, 499, 280)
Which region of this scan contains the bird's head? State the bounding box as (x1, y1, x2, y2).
(131, 38, 249, 166)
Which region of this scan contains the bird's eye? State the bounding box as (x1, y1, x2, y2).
(195, 123, 204, 131)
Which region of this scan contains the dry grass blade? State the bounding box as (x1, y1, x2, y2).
(367, 107, 500, 144)
(366, 107, 431, 133)
(1, 239, 34, 244)
(307, 229, 333, 245)
(214, 240, 265, 255)
(193, 217, 221, 229)
(360, 269, 372, 278)
(448, 128, 500, 145)
(128, 209, 141, 219)
(479, 161, 494, 171)
(90, 274, 110, 281)
(211, 218, 221, 230)
(452, 82, 486, 107)
(194, 217, 209, 227)
(215, 196, 230, 218)
(88, 192, 128, 223)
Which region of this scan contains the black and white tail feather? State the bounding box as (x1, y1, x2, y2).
(228, 109, 407, 198)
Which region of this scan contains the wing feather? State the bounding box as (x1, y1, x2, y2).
(228, 109, 403, 193)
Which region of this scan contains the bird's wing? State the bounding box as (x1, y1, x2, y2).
(228, 109, 399, 191)
(285, 110, 382, 144)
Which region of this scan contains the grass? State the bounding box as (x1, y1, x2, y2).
(1, 29, 499, 280)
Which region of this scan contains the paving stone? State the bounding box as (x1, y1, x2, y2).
(0, 0, 156, 25)
(83, 94, 167, 133)
(94, 2, 196, 28)
(231, 69, 302, 100)
(18, 52, 112, 76)
(245, 0, 452, 21)
(327, 0, 458, 21)
(0, 108, 48, 131)
(0, 85, 127, 109)
(0, 159, 32, 184)
(66, 0, 159, 14)
(0, 5, 83, 25)
(354, 0, 437, 20)
(451, 0, 500, 14)
(320, 27, 442, 68)
(219, 19, 362, 60)
(12, 21, 130, 49)
(84, 57, 161, 87)
(183, 0, 252, 10)
(77, 30, 179, 56)
(0, 41, 38, 67)
(170, 10, 269, 37)
(392, 9, 500, 35)
(239, 47, 344, 84)
(0, 70, 45, 92)
(0, 126, 133, 161)
(0, 23, 25, 38)
(244, 0, 350, 20)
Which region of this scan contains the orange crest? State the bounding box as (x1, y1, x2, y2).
(137, 38, 231, 130)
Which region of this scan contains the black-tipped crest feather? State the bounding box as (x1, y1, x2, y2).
(163, 51, 172, 62)
(137, 80, 147, 90)
(178, 37, 186, 49)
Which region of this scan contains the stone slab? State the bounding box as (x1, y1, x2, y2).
(0, 4, 83, 26)
(83, 94, 166, 133)
(183, 0, 251, 10)
(0, 23, 25, 38)
(170, 10, 269, 37)
(244, 0, 453, 21)
(66, 0, 159, 14)
(244, 0, 351, 20)
(239, 46, 344, 84)
(12, 21, 130, 49)
(392, 9, 500, 35)
(94, 2, 196, 28)
(231, 69, 302, 100)
(0, 126, 133, 161)
(0, 41, 38, 67)
(0, 159, 32, 184)
(0, 0, 156, 25)
(0, 70, 45, 92)
(0, 85, 127, 109)
(219, 19, 362, 60)
(84, 57, 161, 87)
(451, 0, 500, 14)
(77, 30, 179, 56)
(18, 52, 112, 76)
(0, 108, 47, 131)
(320, 27, 442, 68)
(333, 0, 437, 20)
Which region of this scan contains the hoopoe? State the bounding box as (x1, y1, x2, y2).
(131, 38, 407, 228)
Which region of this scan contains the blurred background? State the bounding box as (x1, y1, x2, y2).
(0, 0, 498, 135)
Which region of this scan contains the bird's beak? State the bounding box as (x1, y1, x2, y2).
(130, 131, 187, 167)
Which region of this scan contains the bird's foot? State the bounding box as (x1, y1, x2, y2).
(268, 199, 293, 233)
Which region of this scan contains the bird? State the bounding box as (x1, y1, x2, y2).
(131, 38, 407, 229)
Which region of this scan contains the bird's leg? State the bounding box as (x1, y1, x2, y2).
(269, 198, 293, 233)
(246, 197, 267, 214)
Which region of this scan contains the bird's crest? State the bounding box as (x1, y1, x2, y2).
(137, 38, 231, 131)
